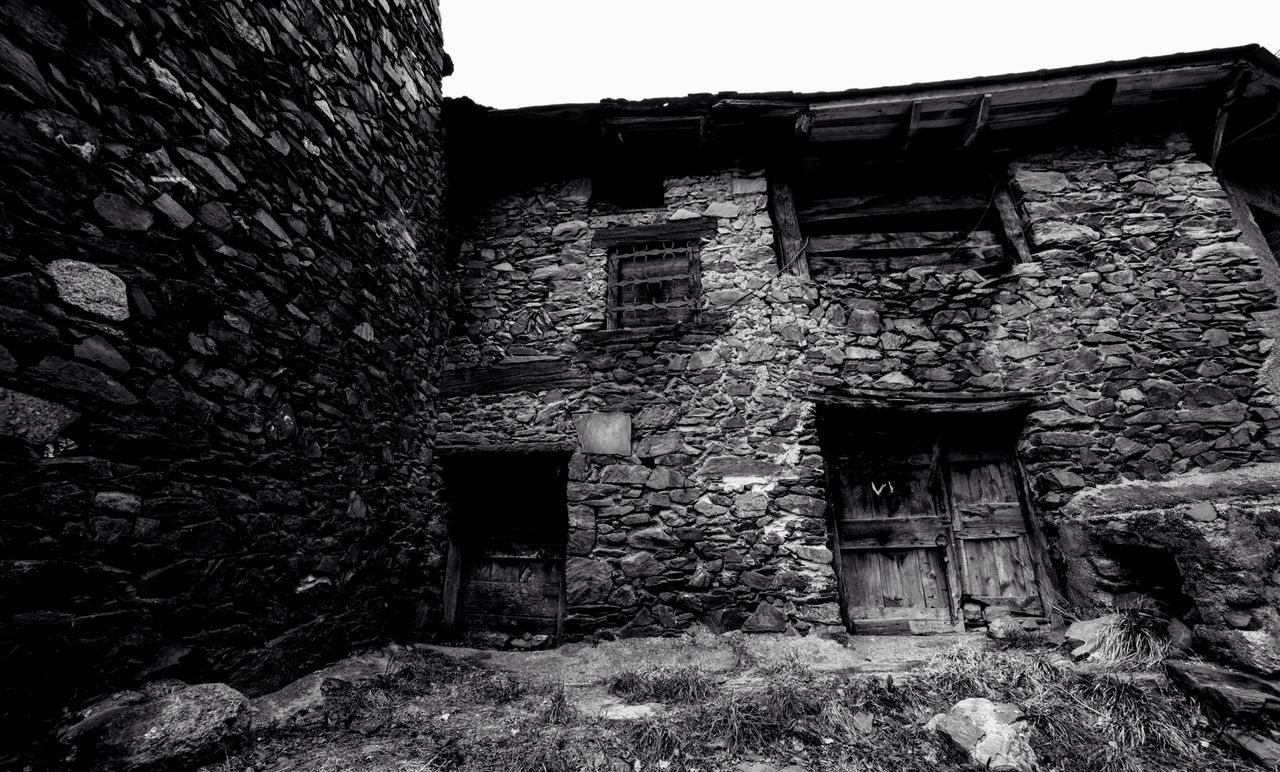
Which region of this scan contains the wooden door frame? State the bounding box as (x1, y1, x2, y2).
(437, 445, 572, 641)
(815, 395, 1052, 631)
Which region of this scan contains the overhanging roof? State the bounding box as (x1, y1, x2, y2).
(447, 45, 1280, 187)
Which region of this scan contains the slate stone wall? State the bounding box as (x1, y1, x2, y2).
(0, 0, 452, 753)
(440, 129, 1280, 642)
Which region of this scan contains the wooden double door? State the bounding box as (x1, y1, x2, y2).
(825, 414, 1045, 633)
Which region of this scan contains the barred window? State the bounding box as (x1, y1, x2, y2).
(606, 239, 702, 329)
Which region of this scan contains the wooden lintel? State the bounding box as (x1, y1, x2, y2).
(817, 389, 1042, 414)
(436, 439, 577, 457)
(592, 219, 716, 248)
(768, 177, 811, 279)
(993, 182, 1033, 263)
(961, 93, 993, 147)
(903, 100, 922, 148)
(441, 357, 589, 397)
(1211, 68, 1252, 168)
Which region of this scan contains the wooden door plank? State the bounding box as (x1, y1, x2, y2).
(838, 516, 949, 548)
(992, 539, 1016, 597)
(442, 536, 464, 633)
(847, 605, 952, 621)
(882, 552, 905, 608)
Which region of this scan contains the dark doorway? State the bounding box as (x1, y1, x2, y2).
(440, 451, 568, 642)
(818, 406, 1049, 634)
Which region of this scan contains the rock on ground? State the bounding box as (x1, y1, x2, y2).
(251, 650, 394, 730)
(58, 682, 250, 771)
(926, 697, 1039, 772)
(1225, 729, 1280, 769)
(1063, 615, 1115, 660)
(1165, 659, 1280, 719)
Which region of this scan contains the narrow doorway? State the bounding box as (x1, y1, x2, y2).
(440, 450, 568, 643)
(818, 407, 1047, 634)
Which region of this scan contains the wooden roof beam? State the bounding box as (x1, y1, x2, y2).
(993, 180, 1033, 263)
(903, 100, 923, 149)
(1074, 78, 1117, 121)
(769, 178, 811, 280)
(1211, 67, 1252, 168)
(961, 93, 992, 147)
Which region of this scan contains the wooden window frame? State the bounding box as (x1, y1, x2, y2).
(594, 220, 714, 331)
(605, 238, 703, 330)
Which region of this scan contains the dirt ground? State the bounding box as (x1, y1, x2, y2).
(426, 631, 969, 721)
(204, 630, 1260, 772)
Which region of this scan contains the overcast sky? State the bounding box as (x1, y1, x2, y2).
(440, 1, 1280, 108)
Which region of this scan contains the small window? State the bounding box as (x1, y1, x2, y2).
(606, 238, 702, 329)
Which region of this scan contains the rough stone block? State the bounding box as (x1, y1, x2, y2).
(575, 412, 632, 456)
(48, 260, 130, 321)
(0, 387, 79, 445)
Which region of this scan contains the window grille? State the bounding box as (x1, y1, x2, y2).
(606, 238, 701, 329)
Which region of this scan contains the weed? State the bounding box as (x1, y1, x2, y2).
(724, 633, 757, 672)
(608, 666, 718, 704)
(991, 625, 1057, 651)
(489, 730, 584, 772)
(474, 670, 525, 704)
(608, 670, 646, 700)
(1089, 605, 1172, 670)
(541, 682, 578, 726)
(628, 717, 692, 768)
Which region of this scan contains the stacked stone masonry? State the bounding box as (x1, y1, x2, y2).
(439, 129, 1280, 643)
(0, 0, 452, 753)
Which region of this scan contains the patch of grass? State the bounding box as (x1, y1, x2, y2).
(902, 643, 1247, 772)
(540, 682, 578, 726)
(627, 716, 693, 768)
(216, 642, 1257, 772)
(474, 670, 525, 704)
(486, 730, 588, 772)
(608, 665, 718, 704)
(991, 625, 1057, 651)
(1090, 605, 1172, 670)
(724, 632, 757, 672)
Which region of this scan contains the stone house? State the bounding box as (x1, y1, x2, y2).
(3, 0, 1280, 757)
(435, 45, 1280, 668)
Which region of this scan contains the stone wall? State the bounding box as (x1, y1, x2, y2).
(1058, 463, 1280, 676)
(439, 129, 1280, 642)
(0, 0, 452, 754)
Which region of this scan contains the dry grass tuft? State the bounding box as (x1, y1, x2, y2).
(608, 665, 718, 704)
(1089, 605, 1173, 670)
(540, 682, 578, 726)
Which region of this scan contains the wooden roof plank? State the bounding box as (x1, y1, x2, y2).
(961, 93, 993, 147)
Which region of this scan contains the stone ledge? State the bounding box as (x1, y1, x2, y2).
(1062, 462, 1280, 517)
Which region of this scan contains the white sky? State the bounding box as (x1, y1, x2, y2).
(441, 0, 1280, 108)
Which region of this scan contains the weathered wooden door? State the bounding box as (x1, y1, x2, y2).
(441, 451, 568, 641)
(944, 438, 1043, 616)
(460, 545, 564, 638)
(831, 430, 959, 634)
(826, 414, 1043, 633)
